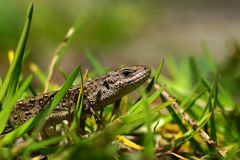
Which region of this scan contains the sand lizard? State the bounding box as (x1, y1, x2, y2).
(2, 65, 151, 135)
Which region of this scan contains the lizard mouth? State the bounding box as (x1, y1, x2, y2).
(130, 66, 151, 89)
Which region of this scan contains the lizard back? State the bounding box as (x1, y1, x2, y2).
(3, 65, 151, 134)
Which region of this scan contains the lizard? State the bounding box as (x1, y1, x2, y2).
(1, 65, 151, 136)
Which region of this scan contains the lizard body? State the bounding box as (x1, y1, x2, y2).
(2, 65, 151, 135)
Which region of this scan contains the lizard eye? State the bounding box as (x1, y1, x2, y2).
(121, 69, 132, 77)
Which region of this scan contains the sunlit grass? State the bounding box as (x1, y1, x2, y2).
(0, 3, 239, 160)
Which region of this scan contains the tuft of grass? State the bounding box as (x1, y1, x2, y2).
(0, 66, 79, 147)
(0, 3, 239, 160)
(0, 4, 33, 134)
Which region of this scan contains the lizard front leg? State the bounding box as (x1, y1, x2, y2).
(78, 117, 89, 136)
(88, 107, 104, 130)
(111, 98, 121, 120)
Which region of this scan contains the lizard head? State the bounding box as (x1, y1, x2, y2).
(107, 65, 151, 90)
(83, 65, 151, 110)
(101, 65, 151, 102)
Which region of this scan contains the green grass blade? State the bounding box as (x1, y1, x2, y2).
(209, 73, 218, 142)
(0, 75, 33, 134)
(76, 67, 84, 121)
(0, 78, 2, 89)
(163, 96, 204, 152)
(145, 59, 164, 94)
(0, 147, 11, 159)
(166, 105, 187, 132)
(60, 68, 68, 80)
(84, 48, 105, 75)
(28, 85, 37, 96)
(141, 90, 154, 159)
(0, 4, 33, 103)
(56, 16, 85, 67)
(120, 99, 173, 134)
(30, 65, 80, 138)
(71, 66, 84, 133)
(29, 63, 56, 90)
(201, 77, 229, 123)
(0, 66, 79, 146)
(224, 145, 239, 160)
(201, 75, 218, 142)
(23, 136, 63, 155)
(189, 57, 201, 84)
(175, 111, 212, 145)
(128, 85, 164, 114)
(134, 65, 164, 105)
(181, 87, 207, 112)
(200, 41, 216, 72)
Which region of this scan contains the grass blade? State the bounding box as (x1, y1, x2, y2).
(70, 67, 88, 133)
(30, 66, 80, 138)
(121, 99, 173, 134)
(0, 66, 79, 146)
(128, 85, 164, 114)
(84, 48, 105, 75)
(0, 4, 33, 103)
(141, 90, 154, 159)
(0, 75, 33, 134)
(145, 59, 164, 94)
(208, 73, 218, 142)
(22, 136, 63, 156)
(29, 63, 57, 90)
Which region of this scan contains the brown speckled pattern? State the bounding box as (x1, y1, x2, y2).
(2, 65, 151, 135)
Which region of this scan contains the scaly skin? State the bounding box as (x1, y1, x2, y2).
(2, 65, 151, 135)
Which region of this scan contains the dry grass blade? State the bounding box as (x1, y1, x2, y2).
(44, 28, 75, 92)
(150, 81, 227, 158)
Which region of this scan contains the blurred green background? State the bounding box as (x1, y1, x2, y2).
(0, 0, 240, 72)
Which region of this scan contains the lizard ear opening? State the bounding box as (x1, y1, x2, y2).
(103, 80, 110, 89)
(96, 90, 102, 102)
